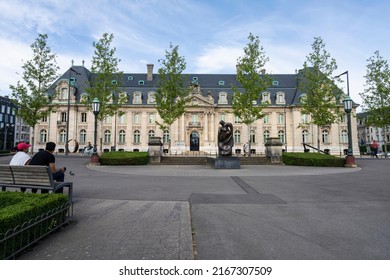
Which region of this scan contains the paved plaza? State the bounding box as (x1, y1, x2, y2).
(0, 155, 389, 259)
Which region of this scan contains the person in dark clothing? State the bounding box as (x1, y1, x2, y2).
(30, 142, 66, 193)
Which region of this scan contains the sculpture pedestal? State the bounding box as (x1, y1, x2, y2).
(207, 157, 240, 169)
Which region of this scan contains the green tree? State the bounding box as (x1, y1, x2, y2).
(10, 33, 59, 153)
(232, 33, 272, 154)
(360, 50, 390, 156)
(155, 44, 190, 144)
(84, 33, 123, 151)
(298, 37, 343, 152)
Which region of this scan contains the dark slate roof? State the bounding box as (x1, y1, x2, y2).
(50, 66, 307, 106)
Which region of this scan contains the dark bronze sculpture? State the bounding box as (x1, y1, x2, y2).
(218, 120, 234, 156)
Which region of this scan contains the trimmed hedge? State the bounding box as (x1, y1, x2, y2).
(0, 192, 68, 235)
(282, 152, 346, 167)
(99, 151, 149, 165)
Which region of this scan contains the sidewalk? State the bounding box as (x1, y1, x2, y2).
(0, 155, 387, 260)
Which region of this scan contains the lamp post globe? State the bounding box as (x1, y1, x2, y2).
(343, 95, 356, 167)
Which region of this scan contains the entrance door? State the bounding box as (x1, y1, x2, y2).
(190, 132, 199, 151)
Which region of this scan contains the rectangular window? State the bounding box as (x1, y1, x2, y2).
(133, 113, 141, 124)
(149, 114, 156, 124)
(81, 112, 87, 123)
(119, 114, 126, 124)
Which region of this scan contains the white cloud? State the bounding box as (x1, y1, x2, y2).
(194, 46, 243, 73)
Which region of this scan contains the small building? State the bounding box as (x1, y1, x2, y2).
(0, 95, 17, 151)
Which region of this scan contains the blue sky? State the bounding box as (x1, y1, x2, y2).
(1, 0, 389, 109)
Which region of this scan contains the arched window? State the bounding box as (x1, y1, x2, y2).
(134, 130, 140, 144)
(59, 129, 66, 143)
(104, 130, 111, 144)
(302, 130, 309, 143)
(278, 130, 285, 143)
(148, 130, 155, 142)
(263, 130, 270, 143)
(234, 130, 241, 144)
(220, 113, 226, 121)
(234, 115, 241, 124)
(250, 130, 256, 144)
(119, 130, 126, 144)
(79, 129, 87, 144)
(40, 129, 47, 143)
(341, 130, 348, 143)
(322, 129, 329, 144)
(163, 130, 170, 144)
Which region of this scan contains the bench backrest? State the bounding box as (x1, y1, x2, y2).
(0, 164, 54, 187)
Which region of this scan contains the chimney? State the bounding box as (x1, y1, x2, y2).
(147, 64, 154, 81)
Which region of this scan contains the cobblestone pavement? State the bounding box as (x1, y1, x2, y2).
(1, 155, 389, 259)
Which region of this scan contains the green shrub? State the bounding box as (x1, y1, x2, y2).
(282, 152, 345, 167)
(99, 151, 149, 165)
(0, 192, 68, 235)
(0, 192, 69, 259)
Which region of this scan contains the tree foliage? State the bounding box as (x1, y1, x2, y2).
(360, 50, 390, 154)
(10, 33, 59, 152)
(155, 44, 190, 131)
(360, 50, 390, 126)
(298, 37, 343, 151)
(84, 33, 123, 120)
(232, 33, 272, 125)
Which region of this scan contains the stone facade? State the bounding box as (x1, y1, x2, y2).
(32, 65, 359, 156)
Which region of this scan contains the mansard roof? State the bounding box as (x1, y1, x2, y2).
(49, 65, 307, 106)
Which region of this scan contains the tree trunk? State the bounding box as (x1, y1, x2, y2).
(317, 125, 321, 153)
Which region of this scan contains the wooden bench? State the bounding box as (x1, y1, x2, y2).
(0, 164, 73, 202)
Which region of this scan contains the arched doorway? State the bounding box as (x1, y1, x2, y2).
(190, 131, 199, 151)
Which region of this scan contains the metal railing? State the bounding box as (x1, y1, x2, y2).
(0, 203, 73, 260)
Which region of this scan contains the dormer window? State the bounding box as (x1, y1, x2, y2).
(147, 91, 156, 104)
(128, 76, 134, 80)
(218, 80, 225, 86)
(111, 80, 118, 85)
(218, 92, 228, 104)
(272, 80, 279, 86)
(276, 92, 285, 104)
(138, 80, 145, 85)
(133, 92, 142, 104)
(262, 92, 271, 104)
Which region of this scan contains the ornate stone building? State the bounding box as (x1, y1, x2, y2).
(33, 64, 359, 156)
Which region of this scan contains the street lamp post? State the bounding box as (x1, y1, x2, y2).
(335, 71, 356, 167)
(65, 67, 81, 155)
(90, 98, 100, 165)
